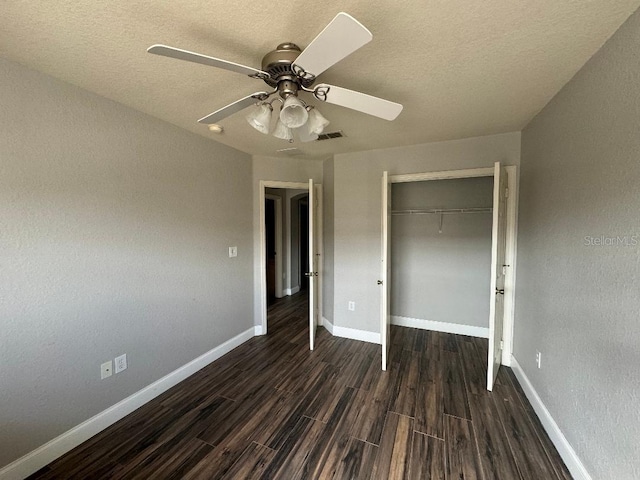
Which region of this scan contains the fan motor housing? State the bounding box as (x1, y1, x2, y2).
(261, 43, 315, 88)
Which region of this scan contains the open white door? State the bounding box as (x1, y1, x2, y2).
(308, 179, 318, 350)
(380, 171, 391, 370)
(487, 162, 508, 390)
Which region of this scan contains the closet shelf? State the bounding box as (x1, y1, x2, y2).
(391, 207, 493, 216)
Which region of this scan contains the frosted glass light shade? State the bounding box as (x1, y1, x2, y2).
(296, 127, 318, 143)
(307, 107, 330, 135)
(279, 95, 309, 128)
(272, 118, 294, 142)
(246, 104, 272, 134)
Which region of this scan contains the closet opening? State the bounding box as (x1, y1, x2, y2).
(391, 176, 495, 340)
(381, 164, 517, 390)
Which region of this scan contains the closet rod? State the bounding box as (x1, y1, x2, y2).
(391, 207, 493, 216)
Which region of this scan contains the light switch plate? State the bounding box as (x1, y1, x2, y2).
(229, 246, 237, 258)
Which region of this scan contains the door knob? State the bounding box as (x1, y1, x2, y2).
(377, 280, 383, 285)
(496, 288, 505, 295)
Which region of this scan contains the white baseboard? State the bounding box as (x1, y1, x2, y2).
(321, 317, 380, 345)
(333, 325, 381, 344)
(391, 315, 489, 338)
(254, 325, 265, 336)
(284, 286, 300, 296)
(510, 356, 592, 480)
(0, 327, 256, 480)
(322, 316, 334, 335)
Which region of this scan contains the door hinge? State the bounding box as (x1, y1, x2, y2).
(500, 340, 504, 350)
(505, 188, 509, 199)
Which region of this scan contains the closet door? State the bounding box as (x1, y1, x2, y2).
(380, 171, 391, 370)
(308, 179, 318, 350)
(487, 162, 508, 390)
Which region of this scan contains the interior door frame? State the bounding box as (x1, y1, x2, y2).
(258, 180, 323, 336)
(388, 166, 518, 366)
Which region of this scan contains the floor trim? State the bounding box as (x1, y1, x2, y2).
(391, 315, 489, 338)
(511, 356, 593, 480)
(254, 325, 265, 336)
(0, 327, 256, 480)
(284, 286, 300, 296)
(322, 316, 334, 335)
(322, 316, 379, 344)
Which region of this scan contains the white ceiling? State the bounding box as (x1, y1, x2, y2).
(1, 1, 638, 159)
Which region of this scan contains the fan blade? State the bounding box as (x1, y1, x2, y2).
(293, 12, 372, 77)
(316, 84, 403, 121)
(147, 45, 270, 79)
(197, 92, 270, 124)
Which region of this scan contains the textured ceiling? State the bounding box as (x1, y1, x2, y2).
(1, 1, 638, 159)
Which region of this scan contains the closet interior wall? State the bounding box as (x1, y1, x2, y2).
(391, 176, 494, 334)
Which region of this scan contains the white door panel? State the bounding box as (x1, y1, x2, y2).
(487, 162, 508, 390)
(380, 172, 391, 370)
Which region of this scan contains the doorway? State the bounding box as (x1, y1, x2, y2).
(265, 197, 277, 305)
(258, 180, 322, 350)
(299, 197, 309, 292)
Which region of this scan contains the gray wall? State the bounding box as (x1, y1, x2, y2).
(322, 158, 335, 322)
(0, 58, 254, 468)
(333, 132, 520, 333)
(391, 177, 493, 327)
(516, 7, 640, 479)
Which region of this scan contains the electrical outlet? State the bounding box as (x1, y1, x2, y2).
(115, 354, 127, 374)
(101, 361, 113, 379)
(348, 301, 355, 311)
(536, 351, 542, 369)
(228, 246, 237, 258)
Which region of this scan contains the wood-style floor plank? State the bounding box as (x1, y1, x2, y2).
(414, 356, 444, 439)
(469, 392, 522, 480)
(372, 412, 414, 479)
(443, 350, 472, 420)
(218, 442, 276, 480)
(492, 381, 560, 480)
(445, 415, 481, 480)
(28, 292, 571, 480)
(409, 432, 445, 480)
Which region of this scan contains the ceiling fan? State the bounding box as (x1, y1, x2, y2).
(147, 12, 403, 142)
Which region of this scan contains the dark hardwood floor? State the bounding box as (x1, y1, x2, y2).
(29, 292, 571, 479)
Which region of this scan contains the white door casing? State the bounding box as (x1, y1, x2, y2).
(487, 162, 508, 390)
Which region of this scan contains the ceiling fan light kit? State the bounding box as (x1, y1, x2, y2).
(279, 95, 309, 129)
(245, 103, 273, 134)
(148, 12, 403, 143)
(272, 118, 294, 141)
(306, 107, 330, 135)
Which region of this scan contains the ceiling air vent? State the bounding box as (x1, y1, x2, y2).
(276, 147, 304, 156)
(316, 131, 345, 141)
